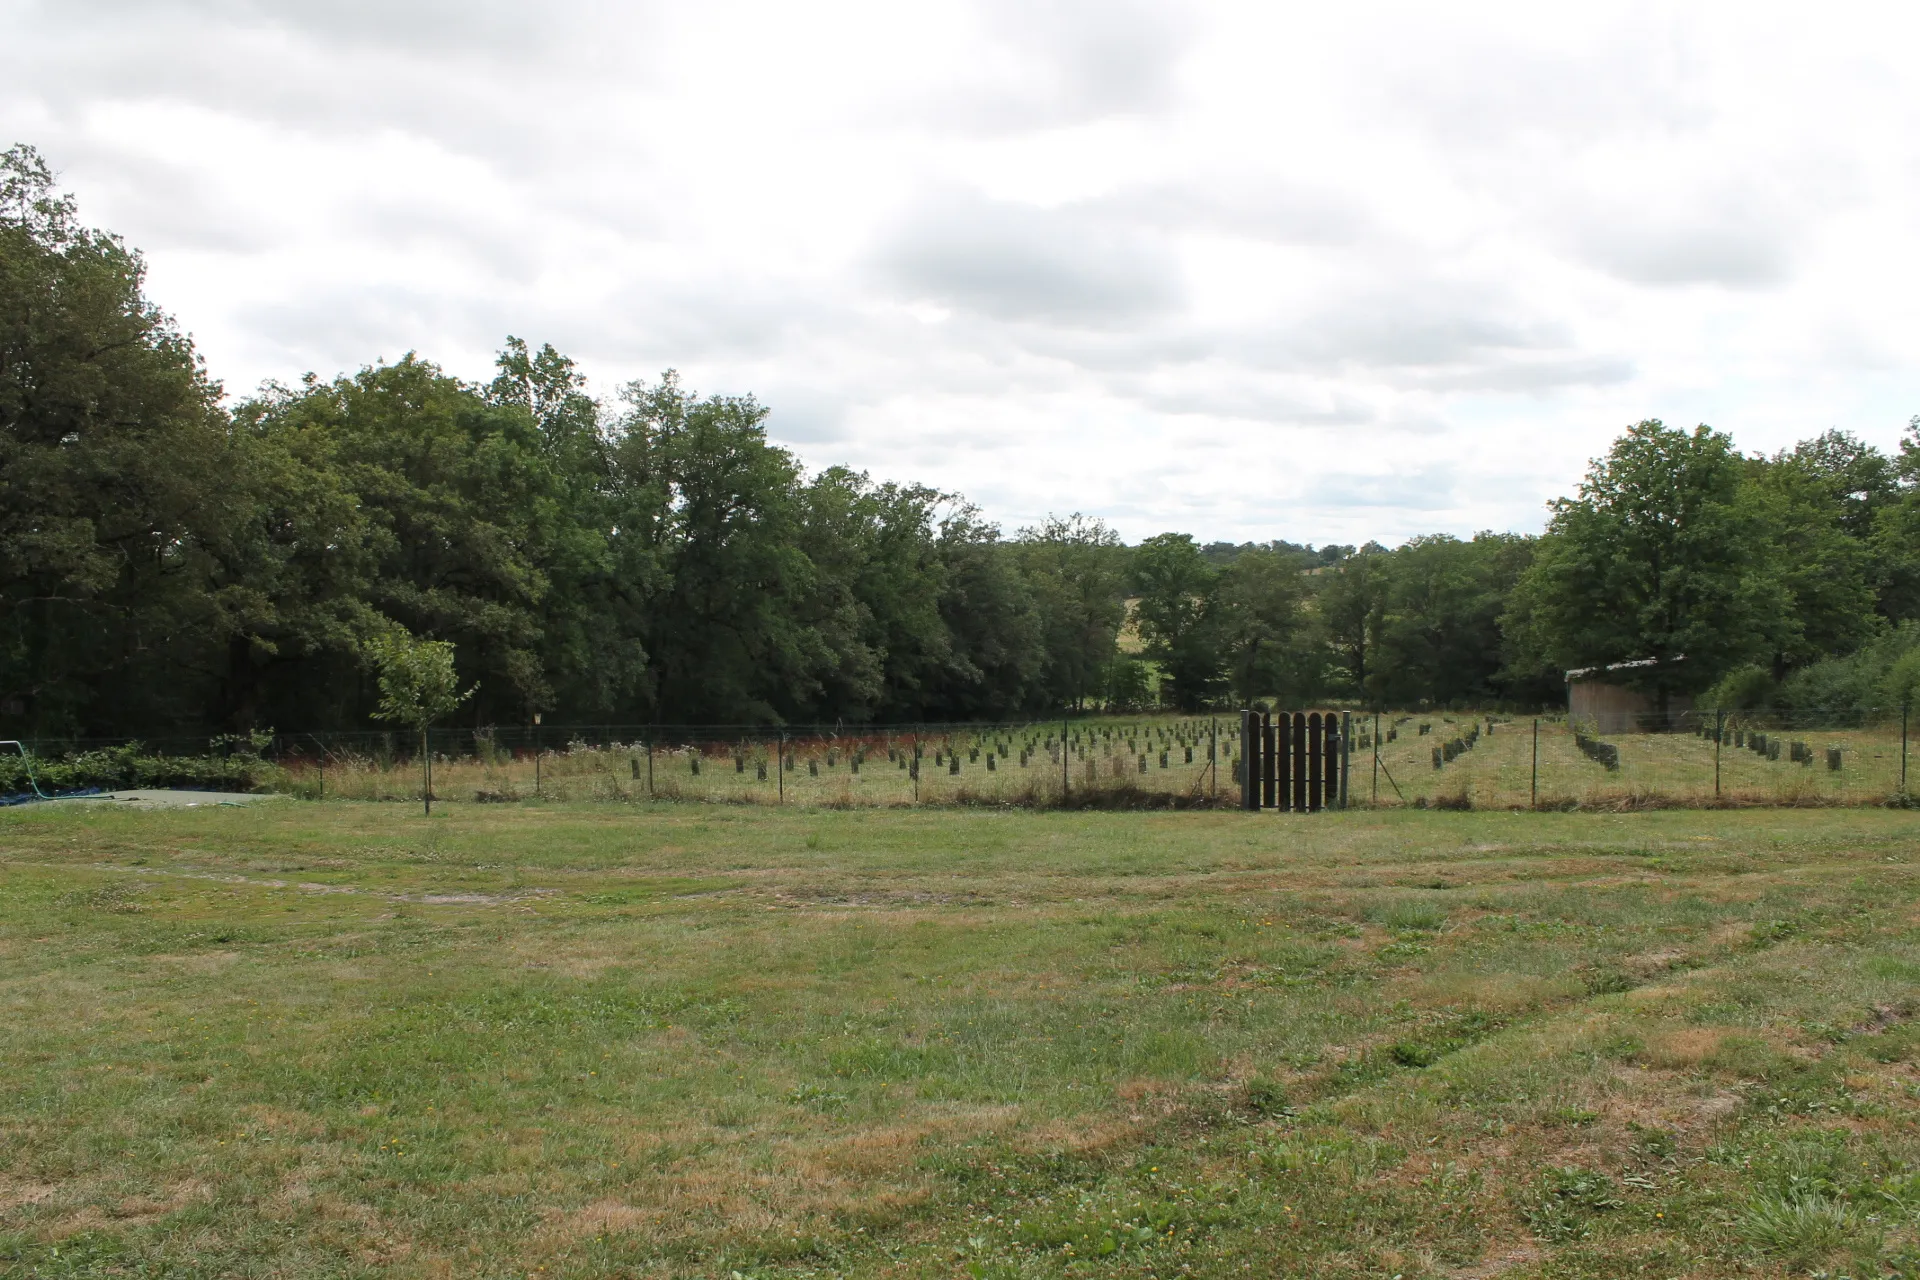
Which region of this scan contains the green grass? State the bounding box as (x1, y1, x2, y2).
(5, 801, 1920, 1277)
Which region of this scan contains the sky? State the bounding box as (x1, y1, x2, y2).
(7, 0, 1920, 545)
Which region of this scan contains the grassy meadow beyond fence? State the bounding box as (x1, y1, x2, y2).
(8, 707, 1914, 811)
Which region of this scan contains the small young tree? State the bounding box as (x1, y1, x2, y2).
(369, 633, 475, 815)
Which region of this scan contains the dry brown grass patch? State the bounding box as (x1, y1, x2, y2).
(0, 1177, 59, 1210)
(554, 1198, 663, 1239)
(1637, 1027, 1732, 1069)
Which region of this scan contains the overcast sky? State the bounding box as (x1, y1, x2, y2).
(8, 1, 1920, 545)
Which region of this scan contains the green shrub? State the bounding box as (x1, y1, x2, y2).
(1702, 663, 1777, 710)
(0, 745, 283, 796)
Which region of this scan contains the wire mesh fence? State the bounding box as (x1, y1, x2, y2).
(4, 705, 1913, 809)
(1354, 707, 1914, 809)
(5, 717, 1242, 808)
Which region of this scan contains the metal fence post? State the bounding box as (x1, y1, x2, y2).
(778, 730, 785, 805)
(1240, 709, 1257, 810)
(1210, 716, 1217, 802)
(1904, 698, 1911, 797)
(1062, 715, 1069, 799)
(1371, 711, 1380, 807)
(1530, 718, 1538, 809)
(1714, 708, 1723, 800)
(1339, 711, 1351, 809)
(647, 731, 654, 799)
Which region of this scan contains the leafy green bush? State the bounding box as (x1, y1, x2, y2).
(1701, 663, 1777, 710)
(1777, 623, 1920, 711)
(0, 745, 284, 797)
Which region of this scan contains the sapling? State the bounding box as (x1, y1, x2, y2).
(368, 631, 475, 817)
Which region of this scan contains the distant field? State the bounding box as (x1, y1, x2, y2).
(5, 801, 1920, 1278)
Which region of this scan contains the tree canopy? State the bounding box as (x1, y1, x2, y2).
(5, 144, 1918, 734)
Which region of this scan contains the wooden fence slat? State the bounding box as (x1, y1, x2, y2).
(1260, 712, 1276, 809)
(1306, 713, 1322, 813)
(1241, 709, 1259, 810)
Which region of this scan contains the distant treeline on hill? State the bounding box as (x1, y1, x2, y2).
(8, 142, 1920, 738)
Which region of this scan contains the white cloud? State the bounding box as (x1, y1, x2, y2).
(871, 187, 1183, 323)
(6, 0, 1920, 545)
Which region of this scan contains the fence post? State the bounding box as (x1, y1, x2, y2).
(1371, 712, 1379, 807)
(1210, 716, 1217, 802)
(1062, 715, 1069, 799)
(1240, 709, 1258, 810)
(1904, 698, 1911, 798)
(778, 730, 785, 805)
(1305, 713, 1323, 813)
(1290, 712, 1307, 812)
(647, 731, 654, 799)
(1530, 718, 1538, 809)
(1267, 712, 1282, 810)
(1714, 708, 1723, 800)
(1339, 711, 1351, 810)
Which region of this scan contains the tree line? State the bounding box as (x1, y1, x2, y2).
(6, 144, 1920, 737)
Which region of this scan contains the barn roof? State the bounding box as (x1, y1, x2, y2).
(1564, 654, 1686, 682)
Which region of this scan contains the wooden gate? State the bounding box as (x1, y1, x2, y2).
(1239, 709, 1349, 811)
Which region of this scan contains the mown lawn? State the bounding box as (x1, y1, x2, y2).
(3, 800, 1920, 1278)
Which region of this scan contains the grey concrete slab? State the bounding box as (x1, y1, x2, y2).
(56, 790, 281, 809)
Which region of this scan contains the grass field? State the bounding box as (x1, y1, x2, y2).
(290, 718, 1234, 809)
(1366, 714, 1915, 809)
(5, 800, 1920, 1278)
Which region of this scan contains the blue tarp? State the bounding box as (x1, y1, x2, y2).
(0, 786, 105, 807)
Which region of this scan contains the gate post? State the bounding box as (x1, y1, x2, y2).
(1275, 711, 1291, 811)
(1291, 712, 1309, 812)
(1338, 711, 1351, 809)
(1306, 713, 1324, 813)
(1240, 709, 1259, 810)
(1261, 711, 1278, 809)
